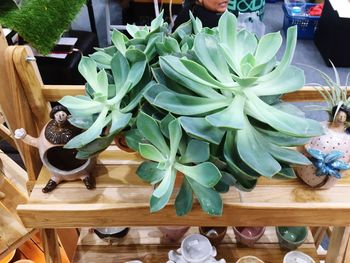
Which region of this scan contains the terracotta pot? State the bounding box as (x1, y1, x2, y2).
(236, 256, 264, 263)
(276, 226, 307, 250)
(158, 226, 190, 243)
(199, 226, 227, 246)
(114, 133, 135, 153)
(233, 227, 265, 247)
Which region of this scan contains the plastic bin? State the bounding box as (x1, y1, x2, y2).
(282, 3, 320, 39)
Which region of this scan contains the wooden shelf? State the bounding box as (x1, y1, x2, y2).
(17, 148, 350, 228)
(73, 227, 319, 263)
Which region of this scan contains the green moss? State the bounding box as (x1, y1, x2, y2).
(0, 0, 86, 54)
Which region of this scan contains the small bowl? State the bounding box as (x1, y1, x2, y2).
(199, 226, 227, 246)
(94, 227, 129, 242)
(276, 226, 308, 250)
(233, 227, 265, 247)
(283, 251, 315, 263)
(236, 255, 265, 263)
(158, 226, 190, 243)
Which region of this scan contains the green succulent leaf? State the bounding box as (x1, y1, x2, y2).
(175, 177, 193, 216)
(174, 162, 221, 188)
(194, 33, 231, 83)
(254, 32, 282, 66)
(75, 134, 115, 159)
(153, 167, 175, 198)
(150, 168, 176, 212)
(179, 117, 225, 145)
(218, 11, 236, 53)
(137, 112, 170, 155)
(111, 29, 127, 55)
(64, 106, 110, 149)
(78, 57, 106, 95)
(90, 52, 112, 69)
(137, 161, 167, 184)
(160, 113, 177, 138)
(151, 10, 164, 31)
(110, 111, 132, 134)
(179, 139, 210, 164)
(111, 52, 130, 91)
(186, 177, 222, 216)
(206, 94, 246, 129)
(153, 91, 230, 116)
(59, 96, 104, 117)
(169, 119, 182, 162)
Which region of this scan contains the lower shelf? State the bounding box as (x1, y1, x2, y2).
(74, 227, 319, 263)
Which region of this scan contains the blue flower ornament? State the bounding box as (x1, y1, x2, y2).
(307, 148, 350, 179)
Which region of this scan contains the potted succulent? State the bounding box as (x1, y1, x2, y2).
(59, 11, 323, 216)
(295, 66, 350, 188)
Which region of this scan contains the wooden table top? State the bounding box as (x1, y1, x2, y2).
(17, 148, 350, 228)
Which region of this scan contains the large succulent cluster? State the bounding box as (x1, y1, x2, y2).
(60, 11, 323, 216)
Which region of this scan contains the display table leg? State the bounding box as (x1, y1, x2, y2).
(326, 227, 350, 263)
(41, 229, 62, 263)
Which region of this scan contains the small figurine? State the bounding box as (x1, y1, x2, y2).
(167, 234, 226, 263)
(15, 105, 95, 193)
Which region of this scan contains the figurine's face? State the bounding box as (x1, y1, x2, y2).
(198, 0, 228, 13)
(54, 111, 68, 124)
(335, 110, 347, 124)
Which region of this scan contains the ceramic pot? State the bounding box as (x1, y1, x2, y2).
(114, 132, 135, 153)
(276, 226, 307, 250)
(236, 256, 265, 263)
(167, 234, 226, 263)
(94, 227, 129, 242)
(295, 121, 350, 189)
(0, 249, 16, 263)
(199, 227, 227, 246)
(158, 226, 190, 243)
(233, 227, 265, 247)
(15, 105, 96, 193)
(283, 251, 315, 263)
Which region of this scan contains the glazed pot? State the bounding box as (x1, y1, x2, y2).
(158, 226, 190, 243)
(94, 227, 129, 243)
(295, 121, 350, 189)
(236, 256, 264, 263)
(199, 227, 227, 246)
(168, 234, 226, 263)
(233, 227, 265, 247)
(283, 251, 315, 263)
(276, 226, 307, 250)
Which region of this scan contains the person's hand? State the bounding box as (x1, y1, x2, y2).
(14, 128, 26, 139)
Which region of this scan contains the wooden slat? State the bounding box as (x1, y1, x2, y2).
(326, 227, 350, 263)
(12, 46, 50, 130)
(74, 227, 318, 263)
(0, 150, 28, 197)
(41, 229, 61, 263)
(1, 45, 41, 181)
(16, 149, 350, 228)
(41, 85, 350, 102)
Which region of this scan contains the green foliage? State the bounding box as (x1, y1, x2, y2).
(59, 11, 323, 215)
(0, 0, 86, 54)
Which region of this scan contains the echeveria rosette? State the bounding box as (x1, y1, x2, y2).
(135, 111, 226, 216)
(59, 49, 152, 158)
(307, 148, 350, 178)
(146, 11, 323, 181)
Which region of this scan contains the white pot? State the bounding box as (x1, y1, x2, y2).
(283, 251, 315, 263)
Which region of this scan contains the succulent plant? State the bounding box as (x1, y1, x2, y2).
(59, 11, 324, 214)
(59, 49, 152, 158)
(146, 11, 322, 182)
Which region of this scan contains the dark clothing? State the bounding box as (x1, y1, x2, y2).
(172, 4, 223, 31)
